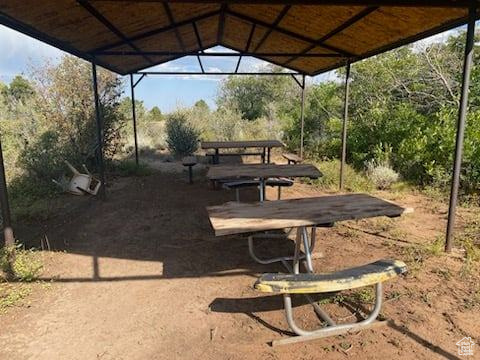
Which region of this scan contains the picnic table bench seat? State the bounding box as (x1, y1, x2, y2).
(255, 259, 407, 346)
(255, 259, 407, 294)
(205, 151, 264, 164)
(283, 153, 303, 164)
(222, 177, 294, 201)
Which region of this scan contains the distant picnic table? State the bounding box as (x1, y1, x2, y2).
(206, 163, 322, 201)
(201, 140, 284, 164)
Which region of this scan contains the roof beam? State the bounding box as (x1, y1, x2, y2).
(136, 71, 301, 75)
(284, 6, 378, 65)
(235, 23, 257, 72)
(90, 8, 222, 53)
(77, 0, 153, 64)
(97, 51, 343, 57)
(163, 2, 187, 51)
(192, 21, 205, 72)
(226, 9, 354, 57)
(225, 43, 308, 74)
(217, 3, 227, 43)
(89, 0, 474, 7)
(253, 5, 291, 52)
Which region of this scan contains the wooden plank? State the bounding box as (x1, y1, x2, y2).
(206, 163, 321, 180)
(207, 193, 410, 236)
(201, 139, 284, 149)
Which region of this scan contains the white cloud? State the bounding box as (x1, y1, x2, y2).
(0, 25, 63, 82)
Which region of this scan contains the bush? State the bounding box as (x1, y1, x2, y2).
(366, 160, 400, 190)
(165, 112, 199, 156)
(309, 159, 374, 193)
(1, 246, 43, 282)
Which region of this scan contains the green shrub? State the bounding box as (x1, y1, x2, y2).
(165, 112, 199, 156)
(366, 160, 400, 190)
(1, 246, 43, 282)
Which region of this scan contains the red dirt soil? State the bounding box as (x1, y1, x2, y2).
(0, 166, 479, 359)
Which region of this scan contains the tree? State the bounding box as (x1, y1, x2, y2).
(1, 75, 35, 104)
(119, 97, 147, 123)
(194, 99, 209, 112)
(3, 55, 128, 191)
(148, 106, 163, 121)
(217, 66, 295, 120)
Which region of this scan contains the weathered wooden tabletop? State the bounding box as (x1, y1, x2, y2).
(201, 140, 284, 149)
(207, 193, 411, 236)
(207, 163, 322, 180)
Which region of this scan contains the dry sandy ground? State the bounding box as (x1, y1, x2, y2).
(0, 163, 479, 360)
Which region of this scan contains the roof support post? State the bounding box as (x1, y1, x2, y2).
(445, 4, 476, 252)
(91, 62, 106, 199)
(300, 74, 306, 159)
(0, 133, 14, 249)
(340, 60, 351, 191)
(130, 74, 139, 166)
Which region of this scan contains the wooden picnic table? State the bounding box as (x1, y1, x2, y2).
(207, 193, 409, 236)
(201, 140, 284, 164)
(207, 163, 322, 201)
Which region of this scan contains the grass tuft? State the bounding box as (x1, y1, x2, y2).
(306, 159, 374, 193)
(111, 160, 154, 177)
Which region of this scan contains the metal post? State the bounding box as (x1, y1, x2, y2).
(130, 74, 139, 166)
(0, 135, 14, 248)
(91, 62, 106, 199)
(445, 5, 476, 252)
(340, 61, 351, 191)
(299, 75, 306, 159)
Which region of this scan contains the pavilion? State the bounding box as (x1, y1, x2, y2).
(0, 0, 478, 252)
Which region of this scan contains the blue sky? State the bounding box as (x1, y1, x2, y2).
(0, 23, 460, 112)
(0, 24, 309, 112)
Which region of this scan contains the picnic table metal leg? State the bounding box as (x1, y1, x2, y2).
(214, 149, 219, 164)
(273, 283, 384, 346)
(259, 178, 266, 201)
(261, 148, 266, 163)
(301, 227, 314, 273)
(248, 235, 306, 265)
(267, 147, 271, 163)
(293, 228, 302, 274)
(188, 165, 193, 184)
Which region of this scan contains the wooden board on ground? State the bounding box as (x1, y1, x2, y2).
(207, 164, 322, 180)
(207, 193, 411, 236)
(201, 140, 284, 149)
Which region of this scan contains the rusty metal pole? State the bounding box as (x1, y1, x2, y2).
(0, 134, 14, 248)
(130, 74, 139, 166)
(340, 61, 351, 191)
(299, 75, 306, 159)
(445, 5, 476, 252)
(91, 62, 106, 199)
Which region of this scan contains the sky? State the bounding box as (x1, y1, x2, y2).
(0, 23, 463, 113)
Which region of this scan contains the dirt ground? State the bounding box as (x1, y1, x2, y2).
(0, 157, 479, 360)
